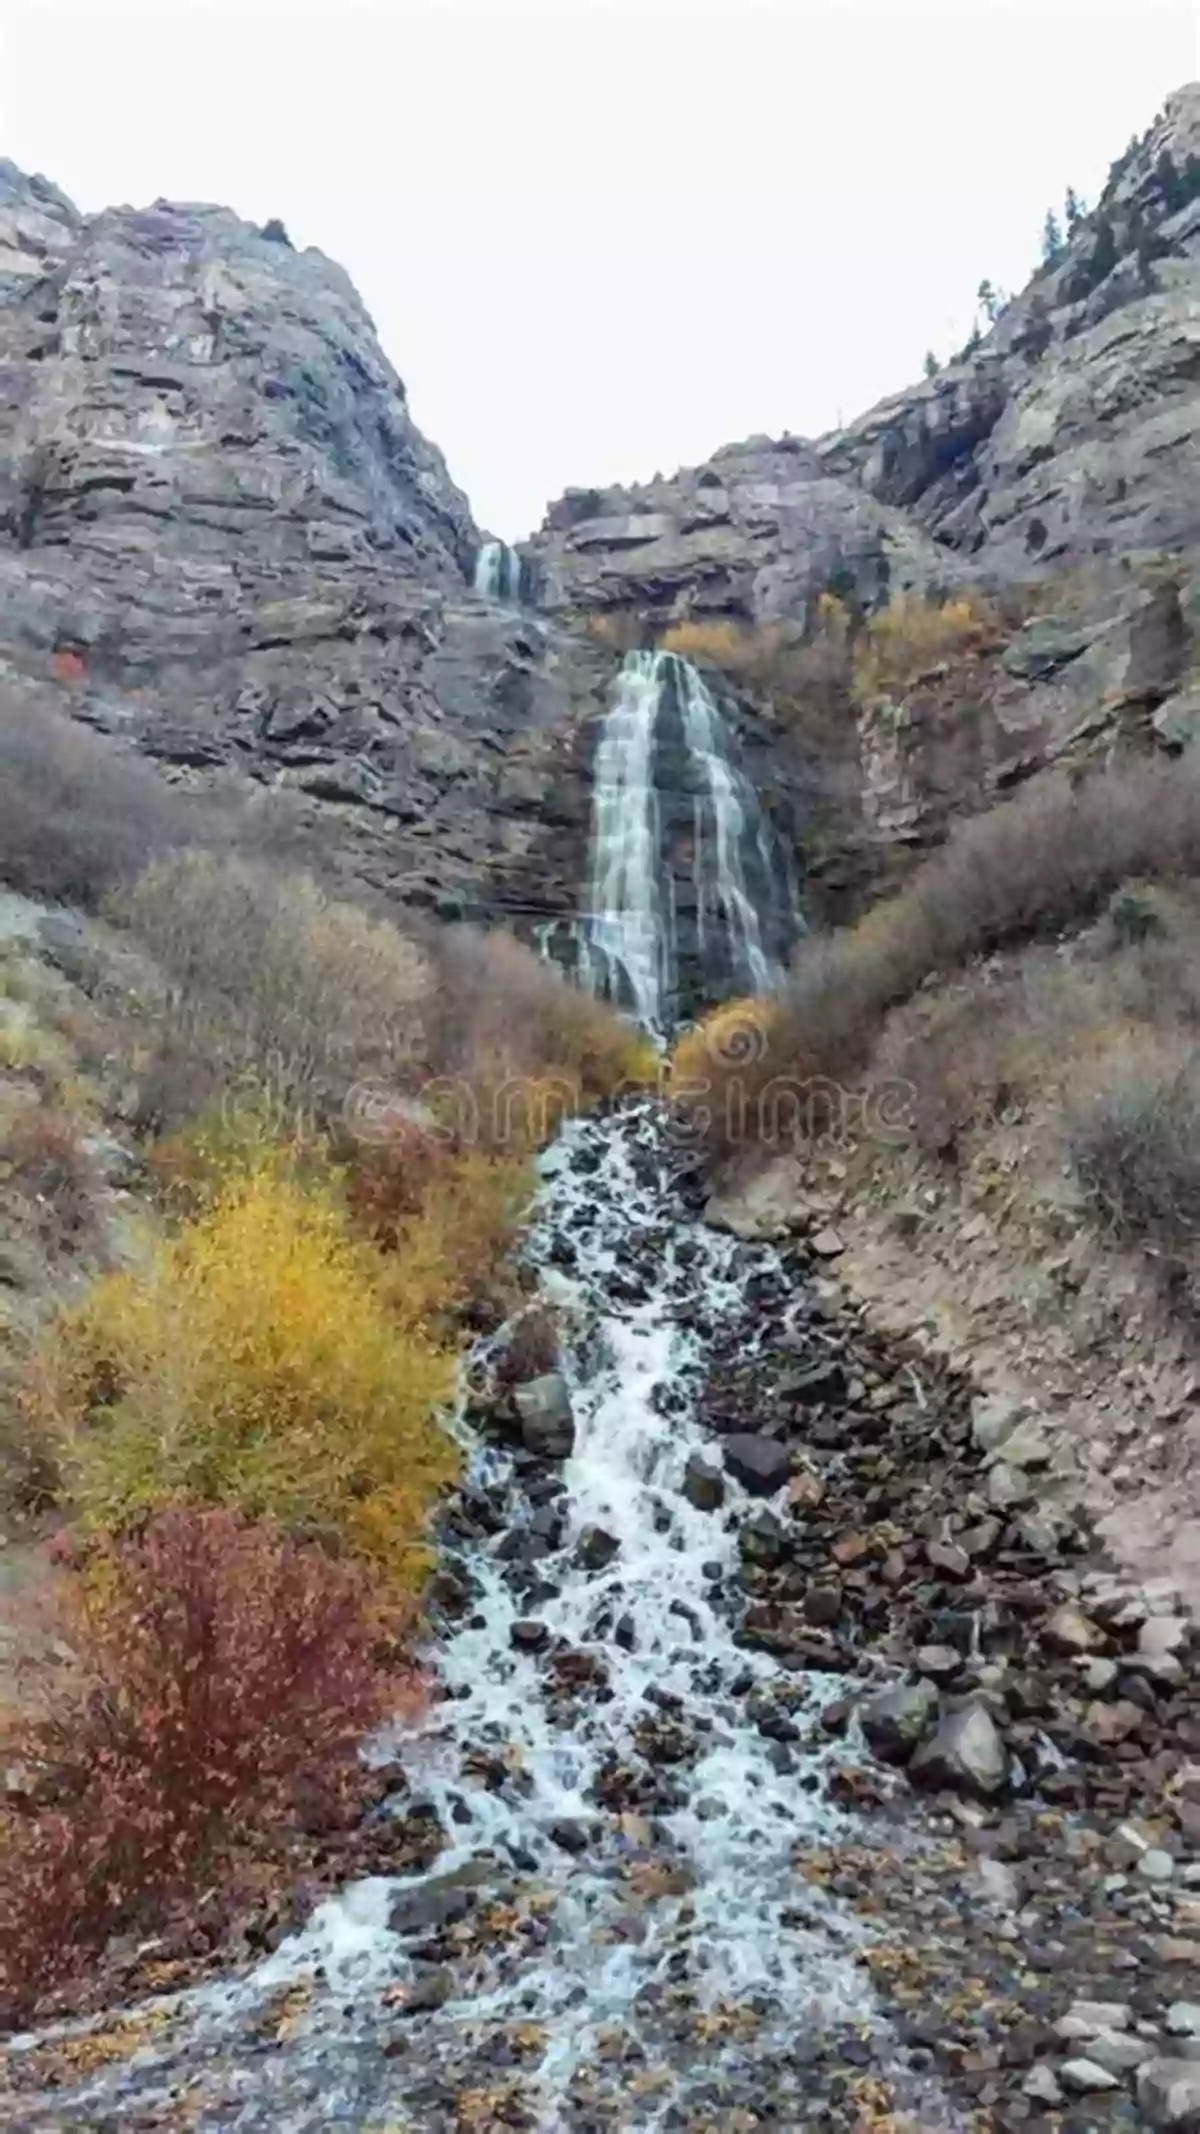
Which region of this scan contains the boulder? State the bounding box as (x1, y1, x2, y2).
(1138, 2059, 1200, 2127)
(860, 1679, 940, 1764)
(723, 1434, 791, 1496)
(682, 1452, 725, 1513)
(576, 1525, 621, 1572)
(514, 1374, 575, 1459)
(910, 1701, 1009, 1797)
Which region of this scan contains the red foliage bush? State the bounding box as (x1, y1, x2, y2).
(0, 1509, 395, 2023)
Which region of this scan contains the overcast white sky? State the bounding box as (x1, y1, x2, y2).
(2, 2, 1197, 537)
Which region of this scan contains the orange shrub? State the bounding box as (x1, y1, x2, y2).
(0, 1510, 395, 2022)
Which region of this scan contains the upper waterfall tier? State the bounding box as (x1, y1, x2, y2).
(580, 650, 798, 1030)
(473, 539, 528, 604)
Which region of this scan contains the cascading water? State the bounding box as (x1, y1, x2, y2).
(7, 1104, 950, 2132)
(579, 650, 797, 1031)
(473, 538, 526, 604)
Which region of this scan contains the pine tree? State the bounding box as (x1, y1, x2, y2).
(1042, 209, 1064, 264)
(1064, 186, 1086, 232)
(922, 350, 940, 380)
(976, 278, 1000, 326)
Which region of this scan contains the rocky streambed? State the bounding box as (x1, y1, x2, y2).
(7, 1102, 1200, 2131)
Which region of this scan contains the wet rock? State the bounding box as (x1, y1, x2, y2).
(910, 1701, 1009, 1797)
(723, 1433, 791, 1496)
(683, 1452, 725, 1513)
(1137, 2058, 1200, 2125)
(577, 1525, 621, 1572)
(509, 1620, 551, 1654)
(393, 1965, 456, 2014)
(549, 1819, 592, 1855)
(740, 1506, 789, 1569)
(515, 1373, 575, 1458)
(389, 1860, 493, 1937)
(860, 1678, 940, 1764)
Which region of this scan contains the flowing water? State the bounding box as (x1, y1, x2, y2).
(6, 1104, 926, 2131)
(579, 651, 796, 1031)
(473, 539, 527, 604)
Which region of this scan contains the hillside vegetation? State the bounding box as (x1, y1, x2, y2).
(0, 704, 650, 2022)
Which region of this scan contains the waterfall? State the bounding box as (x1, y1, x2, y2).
(473, 538, 526, 604)
(579, 649, 796, 1031)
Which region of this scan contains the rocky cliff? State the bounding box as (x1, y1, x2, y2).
(3, 88, 1200, 952)
(0, 163, 605, 928)
(531, 85, 1200, 876)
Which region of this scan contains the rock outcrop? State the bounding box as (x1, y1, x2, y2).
(0, 163, 604, 928)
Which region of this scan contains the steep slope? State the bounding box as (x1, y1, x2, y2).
(0, 164, 604, 927)
(533, 86, 1200, 618)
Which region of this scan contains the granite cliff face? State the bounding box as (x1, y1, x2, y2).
(2, 88, 1200, 955)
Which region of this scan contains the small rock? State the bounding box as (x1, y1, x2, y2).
(989, 1461, 1033, 1510)
(1137, 2057, 1200, 2126)
(1142, 1616, 1189, 1658)
(509, 1620, 551, 1654)
(1085, 2031, 1152, 2076)
(1167, 2007, 1200, 2039)
(787, 1468, 825, 1512)
(1023, 2065, 1063, 2105)
(972, 1393, 1024, 1454)
(999, 1420, 1054, 1471)
(926, 1540, 971, 1581)
(1059, 2002, 1132, 2037)
(910, 1701, 1009, 1798)
(915, 1644, 961, 1680)
(1141, 1849, 1177, 1884)
(723, 1434, 791, 1496)
(1082, 1656, 1120, 1692)
(549, 1820, 591, 1855)
(682, 1452, 725, 1513)
(393, 1966, 455, 2014)
(577, 1526, 621, 1572)
(1045, 1603, 1103, 1654)
(804, 1583, 843, 1629)
(810, 1227, 845, 1257)
(860, 1679, 939, 1765)
(1059, 2058, 1119, 2094)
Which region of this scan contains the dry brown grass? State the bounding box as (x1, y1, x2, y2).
(115, 852, 432, 1133)
(0, 691, 215, 909)
(678, 756, 1200, 1163)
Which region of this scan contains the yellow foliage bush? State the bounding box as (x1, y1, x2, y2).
(380, 1148, 534, 1337)
(851, 592, 1002, 706)
(38, 1165, 460, 1590)
(669, 998, 781, 1093)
